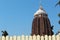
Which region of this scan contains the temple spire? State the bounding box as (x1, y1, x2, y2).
(34, 6, 46, 16)
(31, 0, 54, 36)
(40, 6, 43, 10)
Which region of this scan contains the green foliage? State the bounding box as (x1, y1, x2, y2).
(55, 0, 60, 6)
(58, 13, 60, 17)
(1, 30, 8, 37)
(58, 20, 60, 24)
(58, 13, 60, 24)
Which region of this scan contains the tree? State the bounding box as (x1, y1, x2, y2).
(58, 13, 60, 24)
(55, 0, 60, 25)
(55, 0, 60, 6)
(58, 13, 60, 17)
(1, 30, 8, 37)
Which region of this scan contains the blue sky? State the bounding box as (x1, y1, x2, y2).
(0, 0, 60, 36)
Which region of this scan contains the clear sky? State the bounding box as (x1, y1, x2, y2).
(0, 0, 60, 36)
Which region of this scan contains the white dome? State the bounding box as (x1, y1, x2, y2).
(34, 6, 46, 16)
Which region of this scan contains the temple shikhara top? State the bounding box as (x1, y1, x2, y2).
(31, 6, 54, 36)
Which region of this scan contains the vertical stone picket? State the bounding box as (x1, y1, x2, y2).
(10, 36, 13, 40)
(45, 35, 48, 40)
(49, 35, 52, 40)
(13, 36, 16, 40)
(26, 36, 28, 40)
(21, 35, 25, 40)
(33, 35, 36, 40)
(58, 33, 60, 40)
(0, 37, 1, 40)
(6, 36, 9, 40)
(59, 33, 60, 39)
(52, 35, 56, 40)
(0, 34, 60, 40)
(41, 36, 44, 40)
(17, 36, 20, 40)
(29, 36, 32, 40)
(2, 36, 5, 40)
(36, 35, 40, 40)
(56, 35, 60, 40)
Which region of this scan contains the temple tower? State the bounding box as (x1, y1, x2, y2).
(31, 6, 54, 35)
